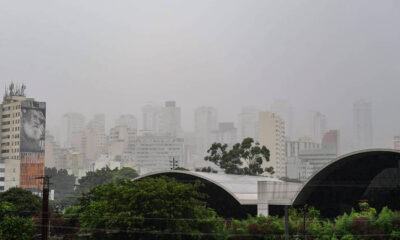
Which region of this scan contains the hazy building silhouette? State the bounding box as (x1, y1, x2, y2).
(306, 111, 327, 143)
(159, 101, 182, 137)
(87, 114, 106, 135)
(142, 104, 161, 133)
(211, 122, 237, 148)
(353, 100, 373, 150)
(237, 106, 259, 142)
(60, 113, 85, 148)
(194, 106, 218, 156)
(115, 114, 137, 130)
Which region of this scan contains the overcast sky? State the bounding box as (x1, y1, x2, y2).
(1, 0, 399, 151)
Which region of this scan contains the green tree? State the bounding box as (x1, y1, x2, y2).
(205, 138, 273, 176)
(0, 201, 35, 240)
(45, 167, 76, 201)
(76, 167, 138, 194)
(0, 188, 41, 218)
(78, 177, 223, 240)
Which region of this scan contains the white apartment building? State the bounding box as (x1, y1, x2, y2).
(258, 112, 286, 178)
(135, 133, 184, 173)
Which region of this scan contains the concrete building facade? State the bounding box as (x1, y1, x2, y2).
(0, 84, 46, 191)
(258, 112, 286, 178)
(135, 133, 184, 173)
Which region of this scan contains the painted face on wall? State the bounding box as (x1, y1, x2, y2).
(23, 109, 45, 141)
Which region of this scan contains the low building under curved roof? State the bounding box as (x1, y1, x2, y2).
(292, 149, 400, 217)
(135, 170, 280, 219)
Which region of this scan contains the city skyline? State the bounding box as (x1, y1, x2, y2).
(1, 0, 399, 151)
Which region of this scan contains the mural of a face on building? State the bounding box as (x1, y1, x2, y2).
(21, 108, 45, 152)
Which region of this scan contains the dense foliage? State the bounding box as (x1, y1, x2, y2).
(0, 201, 35, 240)
(225, 203, 400, 240)
(0, 187, 41, 218)
(74, 177, 223, 240)
(45, 167, 76, 200)
(76, 167, 139, 194)
(58, 167, 139, 209)
(205, 138, 273, 176)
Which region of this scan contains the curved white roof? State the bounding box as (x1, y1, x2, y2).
(135, 170, 281, 205)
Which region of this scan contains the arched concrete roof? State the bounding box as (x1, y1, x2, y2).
(134, 170, 280, 219)
(135, 170, 241, 203)
(293, 148, 400, 217)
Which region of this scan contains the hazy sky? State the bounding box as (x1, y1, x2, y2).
(1, 0, 399, 151)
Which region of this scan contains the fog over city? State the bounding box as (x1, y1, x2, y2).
(1, 0, 399, 152)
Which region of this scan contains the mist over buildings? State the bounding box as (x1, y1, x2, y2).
(1, 0, 400, 151)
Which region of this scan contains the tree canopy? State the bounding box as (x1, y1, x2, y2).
(45, 167, 76, 201)
(76, 167, 138, 194)
(77, 177, 222, 240)
(204, 138, 274, 176)
(0, 188, 41, 218)
(0, 201, 35, 240)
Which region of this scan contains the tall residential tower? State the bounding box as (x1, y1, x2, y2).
(0, 84, 46, 192)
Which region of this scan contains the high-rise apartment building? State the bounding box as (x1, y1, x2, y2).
(237, 106, 259, 142)
(81, 128, 106, 169)
(270, 100, 293, 140)
(87, 114, 106, 134)
(353, 100, 373, 150)
(108, 125, 136, 161)
(142, 104, 161, 133)
(298, 130, 340, 180)
(0, 84, 46, 192)
(60, 113, 85, 148)
(159, 101, 182, 137)
(258, 112, 286, 178)
(135, 133, 184, 173)
(194, 106, 218, 156)
(306, 111, 327, 143)
(115, 114, 137, 130)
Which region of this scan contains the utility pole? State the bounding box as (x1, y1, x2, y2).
(170, 157, 178, 170)
(284, 205, 289, 240)
(37, 176, 50, 240)
(303, 205, 307, 240)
